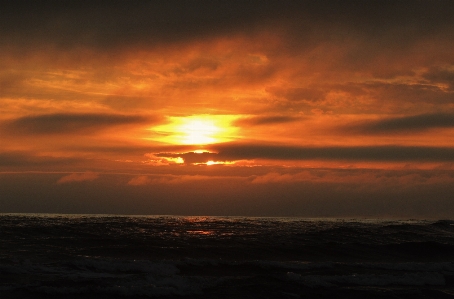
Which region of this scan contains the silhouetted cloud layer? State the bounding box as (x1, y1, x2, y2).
(2, 169, 454, 217)
(0, 151, 79, 167)
(3, 113, 157, 134)
(156, 144, 454, 163)
(57, 172, 99, 184)
(2, 1, 453, 51)
(346, 113, 454, 134)
(215, 144, 454, 162)
(233, 115, 301, 127)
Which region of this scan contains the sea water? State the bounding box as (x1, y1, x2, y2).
(1, 214, 454, 298)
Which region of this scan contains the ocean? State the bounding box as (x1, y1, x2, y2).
(1, 214, 454, 298)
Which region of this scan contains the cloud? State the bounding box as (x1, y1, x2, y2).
(3, 113, 158, 135)
(0, 1, 285, 51)
(155, 151, 219, 165)
(127, 174, 230, 185)
(423, 66, 454, 90)
(250, 169, 454, 186)
(212, 143, 454, 162)
(319, 82, 453, 113)
(264, 80, 454, 114)
(57, 172, 99, 184)
(2, 1, 453, 57)
(0, 151, 79, 167)
(233, 115, 301, 127)
(267, 87, 327, 102)
(251, 172, 295, 184)
(347, 113, 454, 133)
(2, 1, 454, 117)
(152, 144, 454, 164)
(0, 71, 29, 95)
(70, 144, 197, 156)
(362, 82, 453, 105)
(127, 175, 151, 186)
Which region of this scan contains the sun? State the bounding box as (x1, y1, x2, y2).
(148, 114, 238, 145)
(179, 119, 220, 145)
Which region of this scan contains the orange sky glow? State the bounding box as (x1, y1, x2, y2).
(1, 1, 454, 217)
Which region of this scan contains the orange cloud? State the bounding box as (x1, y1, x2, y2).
(250, 169, 454, 187)
(2, 2, 454, 216)
(57, 172, 99, 184)
(127, 175, 151, 186)
(127, 174, 243, 186)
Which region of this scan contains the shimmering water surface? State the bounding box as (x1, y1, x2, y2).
(1, 214, 454, 298)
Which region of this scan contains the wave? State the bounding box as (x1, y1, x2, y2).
(2, 215, 454, 297)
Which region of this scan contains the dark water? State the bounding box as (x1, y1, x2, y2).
(1, 214, 454, 298)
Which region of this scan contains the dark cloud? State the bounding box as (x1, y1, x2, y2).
(325, 82, 454, 113)
(266, 80, 454, 114)
(363, 82, 453, 105)
(423, 67, 454, 90)
(2, 170, 454, 217)
(3, 113, 159, 135)
(68, 143, 205, 156)
(0, 151, 79, 167)
(348, 113, 454, 134)
(0, 1, 283, 50)
(1, 1, 453, 53)
(154, 143, 454, 163)
(215, 143, 454, 162)
(233, 115, 301, 127)
(267, 87, 327, 102)
(174, 57, 221, 74)
(0, 71, 27, 94)
(156, 151, 218, 164)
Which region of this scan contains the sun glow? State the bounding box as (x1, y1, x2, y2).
(149, 115, 238, 145)
(194, 150, 208, 154)
(179, 119, 220, 145)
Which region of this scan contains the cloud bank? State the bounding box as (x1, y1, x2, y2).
(3, 113, 157, 135)
(57, 172, 99, 184)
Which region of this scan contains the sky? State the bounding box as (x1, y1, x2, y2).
(1, 0, 454, 217)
